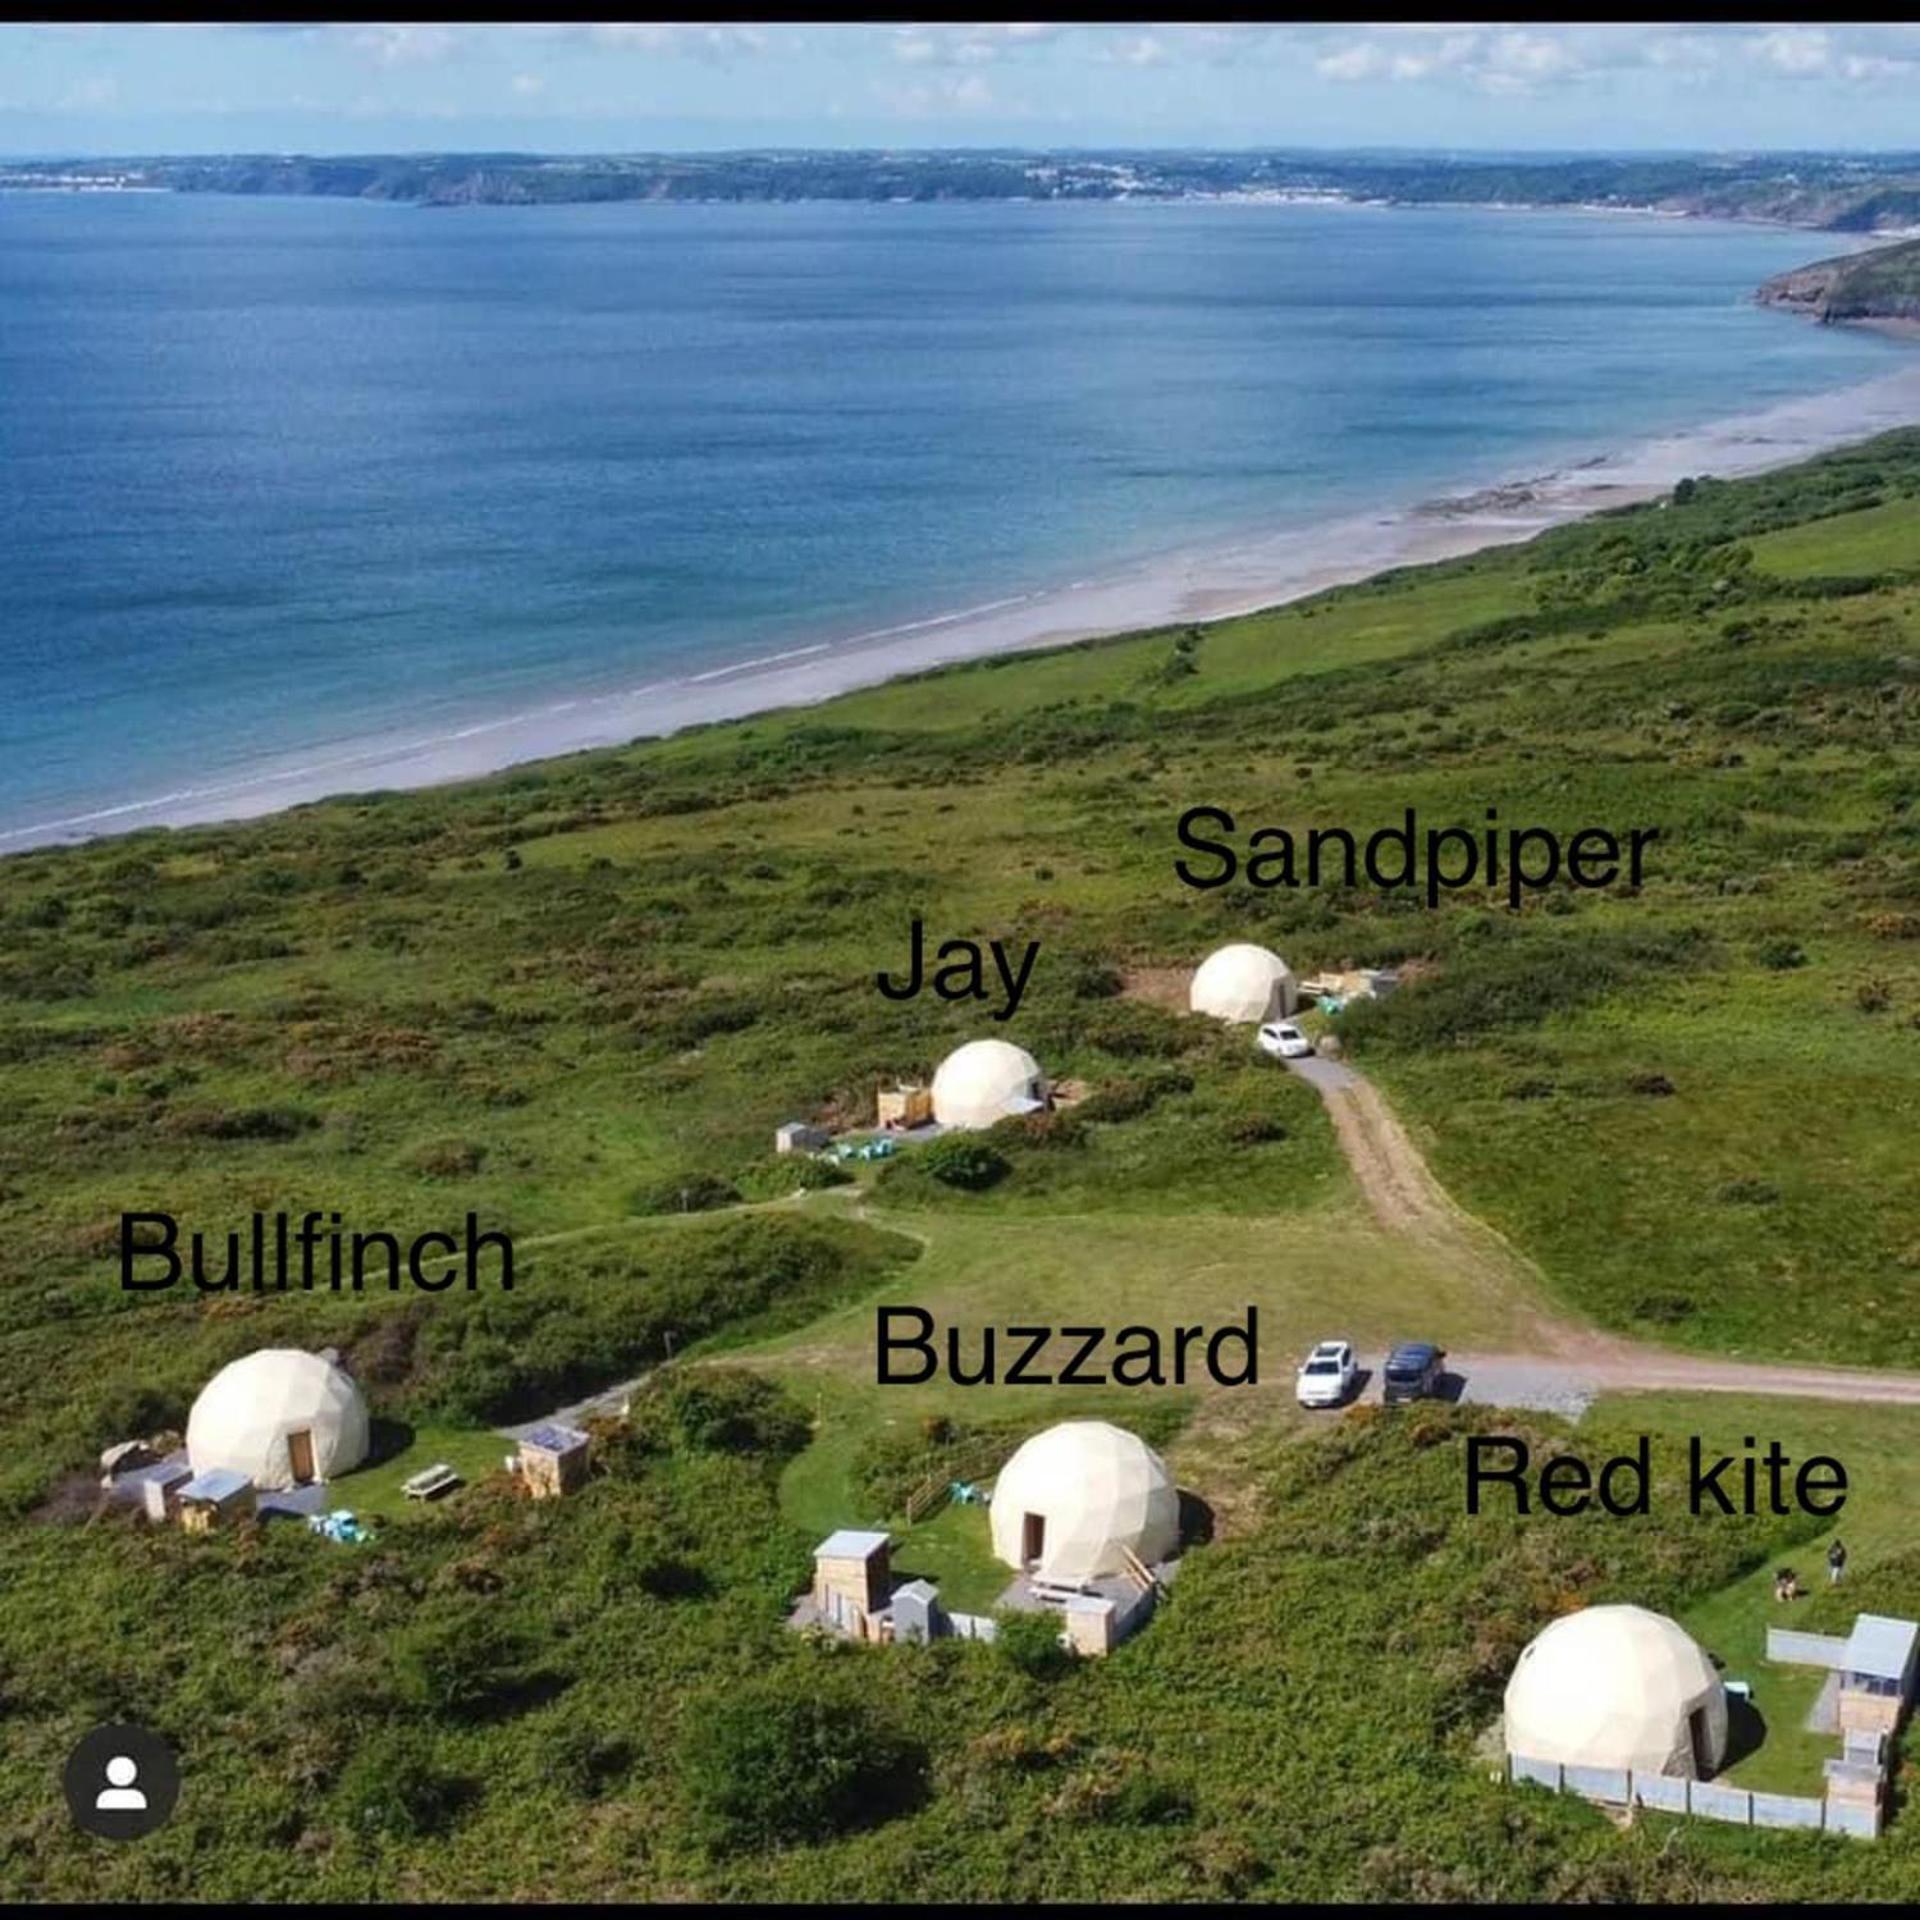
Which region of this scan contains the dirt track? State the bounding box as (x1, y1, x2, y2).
(1288, 1055, 1920, 1411)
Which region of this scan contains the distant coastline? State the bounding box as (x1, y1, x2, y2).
(7, 356, 1918, 856)
(5, 147, 1920, 235)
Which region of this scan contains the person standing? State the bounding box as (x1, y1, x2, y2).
(1828, 1538, 1848, 1586)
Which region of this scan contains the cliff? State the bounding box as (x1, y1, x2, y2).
(1758, 237, 1920, 328)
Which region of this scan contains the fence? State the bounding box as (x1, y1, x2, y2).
(1767, 1628, 1851, 1668)
(1508, 1756, 1864, 1839)
(903, 1439, 1007, 1524)
(945, 1610, 998, 1643)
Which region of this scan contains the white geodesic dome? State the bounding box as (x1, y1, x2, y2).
(990, 1419, 1179, 1583)
(930, 1038, 1047, 1130)
(187, 1347, 370, 1490)
(1503, 1604, 1728, 1778)
(1189, 943, 1296, 1024)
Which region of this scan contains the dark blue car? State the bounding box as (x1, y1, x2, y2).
(1382, 1341, 1447, 1405)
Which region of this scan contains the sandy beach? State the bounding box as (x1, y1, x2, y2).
(8, 354, 1920, 852)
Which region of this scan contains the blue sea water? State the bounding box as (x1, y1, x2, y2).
(0, 192, 1905, 845)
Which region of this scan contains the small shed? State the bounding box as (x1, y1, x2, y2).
(774, 1120, 830, 1155)
(1840, 1615, 1919, 1736)
(516, 1422, 591, 1500)
(891, 1577, 943, 1645)
(877, 1083, 933, 1130)
(141, 1461, 193, 1524)
(177, 1467, 254, 1533)
(811, 1528, 892, 1640)
(1063, 1592, 1118, 1658)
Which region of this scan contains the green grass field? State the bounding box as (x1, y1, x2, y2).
(3, 433, 1920, 1899)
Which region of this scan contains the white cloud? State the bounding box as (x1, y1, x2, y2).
(348, 26, 460, 69)
(877, 70, 1001, 119)
(510, 73, 544, 98)
(887, 24, 1062, 69)
(1316, 44, 1385, 83)
(585, 25, 769, 60)
(1755, 28, 1830, 76)
(1111, 35, 1169, 70)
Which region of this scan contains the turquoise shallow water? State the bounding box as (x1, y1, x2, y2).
(0, 192, 1902, 844)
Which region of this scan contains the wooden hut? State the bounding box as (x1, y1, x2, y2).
(516, 1422, 591, 1500)
(811, 1529, 892, 1640)
(1839, 1615, 1919, 1738)
(176, 1467, 254, 1533)
(876, 1083, 933, 1130)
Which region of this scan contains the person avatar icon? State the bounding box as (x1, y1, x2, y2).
(95, 1755, 148, 1812)
(64, 1721, 179, 1838)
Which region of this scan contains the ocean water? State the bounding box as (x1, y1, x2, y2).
(0, 192, 1905, 846)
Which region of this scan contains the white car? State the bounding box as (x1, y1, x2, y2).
(1296, 1339, 1356, 1408)
(1257, 1021, 1313, 1060)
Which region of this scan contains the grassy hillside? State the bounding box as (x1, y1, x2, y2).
(2, 428, 1919, 1897)
(1760, 236, 1920, 326)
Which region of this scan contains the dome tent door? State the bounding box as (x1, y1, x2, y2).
(1022, 1512, 1046, 1567)
(287, 1429, 315, 1485)
(1689, 1704, 1714, 1778)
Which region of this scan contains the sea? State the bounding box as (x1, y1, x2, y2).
(0, 192, 1907, 849)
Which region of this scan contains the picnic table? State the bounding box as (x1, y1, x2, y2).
(402, 1462, 463, 1501)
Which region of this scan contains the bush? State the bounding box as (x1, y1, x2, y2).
(678, 1680, 921, 1850)
(995, 1606, 1073, 1679)
(630, 1172, 742, 1215)
(733, 1155, 852, 1202)
(1856, 976, 1894, 1013)
(333, 1726, 474, 1840)
(401, 1136, 488, 1178)
(1219, 1107, 1288, 1146)
(1075, 1067, 1194, 1125)
(986, 1109, 1088, 1152)
(919, 1135, 1011, 1191)
(161, 1104, 319, 1142)
(643, 1370, 811, 1458)
(1755, 937, 1807, 971)
(390, 1613, 550, 1721)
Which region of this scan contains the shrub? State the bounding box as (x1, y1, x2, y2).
(401, 1136, 488, 1178)
(333, 1726, 474, 1840)
(1069, 960, 1123, 1001)
(734, 1155, 852, 1201)
(162, 1104, 319, 1142)
(986, 1109, 1088, 1152)
(1075, 1067, 1194, 1125)
(919, 1135, 1010, 1191)
(1219, 1107, 1288, 1145)
(995, 1606, 1073, 1679)
(678, 1680, 921, 1850)
(1755, 937, 1807, 971)
(646, 1370, 811, 1458)
(390, 1613, 550, 1722)
(1856, 976, 1894, 1013)
(630, 1172, 742, 1215)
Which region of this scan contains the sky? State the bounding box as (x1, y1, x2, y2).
(5, 23, 1920, 157)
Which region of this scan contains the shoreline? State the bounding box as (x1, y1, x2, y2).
(6, 358, 1920, 856)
